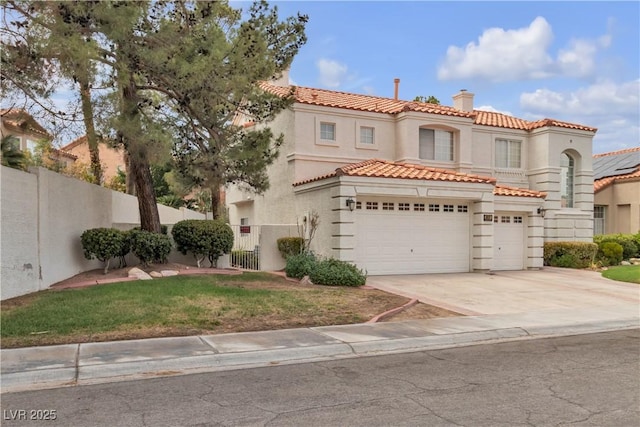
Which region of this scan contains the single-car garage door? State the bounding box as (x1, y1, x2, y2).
(355, 198, 470, 275)
(493, 212, 525, 270)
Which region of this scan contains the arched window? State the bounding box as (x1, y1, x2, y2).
(560, 152, 574, 208)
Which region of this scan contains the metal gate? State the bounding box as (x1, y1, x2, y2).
(229, 225, 261, 270)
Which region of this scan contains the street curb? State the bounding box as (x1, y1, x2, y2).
(2, 320, 637, 394)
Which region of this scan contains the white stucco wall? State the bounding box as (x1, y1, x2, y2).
(1, 167, 206, 300)
(1, 166, 42, 299)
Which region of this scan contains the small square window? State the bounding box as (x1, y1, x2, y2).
(320, 122, 336, 141)
(494, 215, 499, 223)
(429, 204, 439, 212)
(414, 203, 425, 211)
(501, 216, 510, 223)
(382, 202, 394, 211)
(360, 127, 375, 145)
(443, 204, 454, 212)
(366, 201, 378, 210)
(457, 205, 468, 213)
(398, 203, 410, 211)
(355, 201, 362, 210)
(514, 216, 523, 223)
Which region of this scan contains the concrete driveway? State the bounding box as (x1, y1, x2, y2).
(366, 267, 640, 316)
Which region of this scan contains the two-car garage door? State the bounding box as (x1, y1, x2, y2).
(355, 198, 470, 275)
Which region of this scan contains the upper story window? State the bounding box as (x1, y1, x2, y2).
(320, 122, 336, 141)
(26, 138, 38, 153)
(495, 139, 521, 168)
(419, 128, 453, 161)
(360, 126, 374, 145)
(560, 152, 575, 208)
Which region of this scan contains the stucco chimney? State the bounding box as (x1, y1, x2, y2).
(453, 89, 474, 112)
(271, 67, 290, 87)
(394, 78, 400, 100)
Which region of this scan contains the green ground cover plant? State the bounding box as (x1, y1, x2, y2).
(601, 265, 640, 284)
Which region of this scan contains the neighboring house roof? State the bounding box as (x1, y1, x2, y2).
(0, 108, 51, 138)
(61, 134, 90, 151)
(50, 147, 78, 161)
(593, 146, 640, 193)
(293, 158, 547, 199)
(259, 83, 597, 133)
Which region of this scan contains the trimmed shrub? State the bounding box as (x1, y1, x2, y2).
(171, 219, 233, 268)
(309, 258, 367, 287)
(277, 237, 304, 259)
(543, 241, 598, 269)
(129, 229, 172, 266)
(81, 228, 130, 274)
(132, 225, 168, 235)
(598, 241, 623, 266)
(285, 252, 317, 279)
(594, 234, 639, 259)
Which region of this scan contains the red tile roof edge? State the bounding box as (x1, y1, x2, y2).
(594, 170, 640, 193)
(260, 82, 596, 133)
(593, 146, 640, 158)
(494, 185, 547, 199)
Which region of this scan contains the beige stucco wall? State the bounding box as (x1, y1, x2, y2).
(1, 166, 205, 300)
(65, 142, 126, 183)
(595, 180, 640, 234)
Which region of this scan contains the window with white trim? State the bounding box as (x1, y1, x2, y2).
(594, 206, 606, 235)
(501, 216, 510, 223)
(495, 139, 521, 168)
(320, 122, 336, 141)
(428, 204, 439, 212)
(360, 126, 374, 145)
(561, 152, 575, 208)
(366, 201, 378, 210)
(513, 216, 523, 223)
(414, 203, 425, 211)
(382, 202, 394, 211)
(443, 204, 454, 212)
(419, 129, 453, 161)
(457, 205, 468, 213)
(398, 203, 410, 211)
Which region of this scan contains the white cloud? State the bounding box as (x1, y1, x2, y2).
(556, 39, 598, 77)
(520, 79, 640, 152)
(475, 105, 513, 116)
(316, 58, 348, 88)
(438, 17, 554, 82)
(438, 17, 612, 82)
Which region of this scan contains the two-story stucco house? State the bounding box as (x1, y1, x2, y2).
(227, 73, 597, 275)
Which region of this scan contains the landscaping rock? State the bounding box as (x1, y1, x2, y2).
(629, 258, 640, 265)
(128, 267, 153, 281)
(300, 275, 313, 285)
(161, 270, 179, 277)
(149, 271, 163, 278)
(621, 260, 631, 266)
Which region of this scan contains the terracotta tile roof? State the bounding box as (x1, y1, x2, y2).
(594, 169, 640, 193)
(1, 108, 51, 138)
(51, 147, 77, 161)
(294, 159, 497, 186)
(61, 135, 88, 150)
(260, 83, 597, 133)
(593, 146, 640, 158)
(494, 185, 546, 199)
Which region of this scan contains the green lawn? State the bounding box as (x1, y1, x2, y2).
(601, 265, 640, 284)
(0, 272, 408, 348)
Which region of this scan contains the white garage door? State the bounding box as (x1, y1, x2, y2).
(493, 213, 525, 270)
(355, 198, 470, 275)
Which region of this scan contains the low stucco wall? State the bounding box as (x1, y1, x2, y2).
(1, 166, 206, 300)
(259, 225, 299, 271)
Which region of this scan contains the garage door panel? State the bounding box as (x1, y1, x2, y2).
(355, 199, 470, 275)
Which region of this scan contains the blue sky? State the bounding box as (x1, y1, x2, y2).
(258, 0, 640, 154)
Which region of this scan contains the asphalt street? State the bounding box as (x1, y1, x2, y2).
(2, 329, 639, 427)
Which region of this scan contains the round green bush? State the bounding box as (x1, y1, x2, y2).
(277, 237, 304, 259)
(129, 229, 172, 266)
(309, 258, 366, 287)
(81, 228, 129, 273)
(285, 252, 317, 279)
(599, 241, 623, 266)
(171, 219, 233, 267)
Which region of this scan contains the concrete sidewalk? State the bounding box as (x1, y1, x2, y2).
(2, 302, 638, 394)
